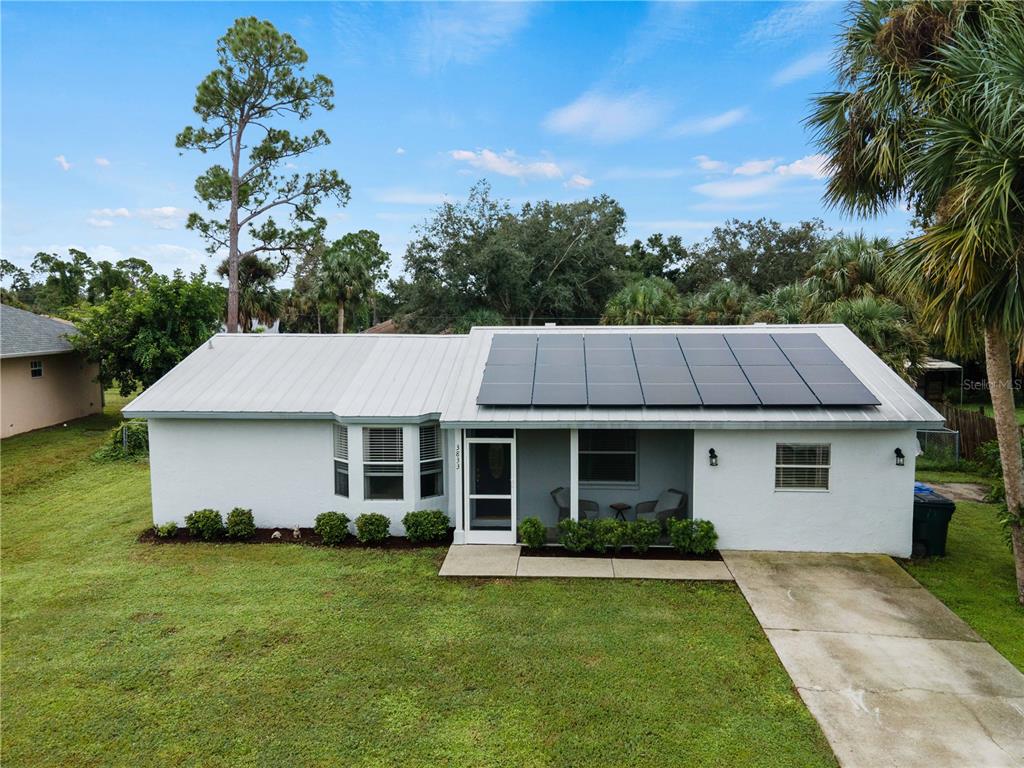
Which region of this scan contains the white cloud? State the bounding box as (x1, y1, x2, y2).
(449, 149, 562, 180)
(745, 1, 834, 45)
(693, 155, 727, 172)
(94, 157, 111, 167)
(544, 90, 667, 143)
(771, 49, 831, 86)
(54, 155, 71, 171)
(92, 207, 131, 218)
(776, 153, 829, 179)
(693, 176, 781, 199)
(395, 147, 406, 155)
(372, 188, 449, 205)
(86, 218, 114, 228)
(620, 2, 691, 66)
(411, 3, 532, 73)
(136, 206, 187, 229)
(733, 158, 779, 176)
(671, 107, 747, 136)
(606, 166, 690, 181)
(564, 174, 594, 190)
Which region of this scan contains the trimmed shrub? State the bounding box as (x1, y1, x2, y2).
(402, 509, 450, 544)
(355, 513, 390, 545)
(185, 509, 224, 541)
(593, 518, 629, 554)
(557, 518, 593, 553)
(690, 519, 718, 555)
(225, 507, 256, 539)
(517, 517, 547, 549)
(628, 519, 661, 554)
(155, 521, 178, 539)
(667, 518, 718, 555)
(314, 511, 351, 546)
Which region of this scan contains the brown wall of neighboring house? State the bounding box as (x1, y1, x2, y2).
(0, 353, 103, 438)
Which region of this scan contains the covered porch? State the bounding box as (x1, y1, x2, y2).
(459, 427, 694, 545)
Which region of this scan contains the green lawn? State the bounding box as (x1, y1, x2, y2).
(909, 470, 1024, 671)
(1, 399, 836, 768)
(974, 403, 1024, 425)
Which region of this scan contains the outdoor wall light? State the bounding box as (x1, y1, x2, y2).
(709, 448, 718, 467)
(894, 448, 905, 466)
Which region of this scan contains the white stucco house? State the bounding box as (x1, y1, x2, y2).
(124, 325, 944, 556)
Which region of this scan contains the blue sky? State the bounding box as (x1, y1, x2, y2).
(1, 1, 912, 281)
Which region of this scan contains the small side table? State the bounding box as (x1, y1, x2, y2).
(610, 503, 632, 522)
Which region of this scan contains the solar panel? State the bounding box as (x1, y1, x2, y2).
(683, 348, 736, 366)
(696, 382, 760, 405)
(641, 382, 702, 405)
(588, 383, 644, 405)
(477, 331, 878, 408)
(532, 382, 588, 405)
(586, 348, 634, 366)
(751, 382, 819, 406)
(677, 333, 729, 349)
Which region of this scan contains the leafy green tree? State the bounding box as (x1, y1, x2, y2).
(319, 234, 373, 333)
(601, 277, 681, 325)
(30, 249, 94, 312)
(624, 234, 689, 281)
(216, 255, 281, 332)
(71, 269, 224, 396)
(395, 182, 627, 331)
(87, 261, 134, 304)
(809, 0, 1024, 599)
(451, 308, 505, 334)
(177, 17, 350, 333)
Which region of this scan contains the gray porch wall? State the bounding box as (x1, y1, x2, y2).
(516, 429, 694, 527)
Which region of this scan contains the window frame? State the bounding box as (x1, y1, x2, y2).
(30, 360, 43, 378)
(363, 426, 405, 501)
(333, 424, 349, 497)
(579, 429, 638, 486)
(774, 443, 831, 492)
(419, 423, 444, 499)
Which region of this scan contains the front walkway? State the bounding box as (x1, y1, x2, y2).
(438, 544, 733, 580)
(723, 551, 1024, 768)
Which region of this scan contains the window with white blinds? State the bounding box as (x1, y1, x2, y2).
(775, 443, 831, 490)
(363, 427, 404, 500)
(419, 424, 443, 498)
(333, 425, 349, 497)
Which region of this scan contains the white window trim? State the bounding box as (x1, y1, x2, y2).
(419, 423, 444, 499)
(579, 429, 638, 486)
(30, 360, 44, 378)
(363, 426, 404, 501)
(333, 424, 349, 498)
(774, 443, 831, 492)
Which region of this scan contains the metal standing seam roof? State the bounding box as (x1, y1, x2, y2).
(441, 325, 944, 430)
(123, 333, 467, 422)
(124, 325, 945, 430)
(0, 304, 79, 358)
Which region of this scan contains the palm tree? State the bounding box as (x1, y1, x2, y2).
(804, 234, 893, 307)
(682, 280, 755, 325)
(217, 255, 282, 332)
(828, 296, 927, 384)
(319, 237, 372, 333)
(809, 1, 1024, 600)
(747, 282, 814, 324)
(601, 277, 681, 325)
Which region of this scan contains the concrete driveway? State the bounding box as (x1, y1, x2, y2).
(723, 551, 1024, 768)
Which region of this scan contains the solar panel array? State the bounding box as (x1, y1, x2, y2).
(476, 332, 880, 407)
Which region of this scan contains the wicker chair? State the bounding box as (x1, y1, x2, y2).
(635, 488, 688, 523)
(550, 487, 601, 522)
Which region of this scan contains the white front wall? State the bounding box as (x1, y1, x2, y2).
(691, 428, 917, 556)
(148, 419, 449, 534)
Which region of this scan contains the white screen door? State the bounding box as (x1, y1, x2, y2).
(463, 434, 516, 544)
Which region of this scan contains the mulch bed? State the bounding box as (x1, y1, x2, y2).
(520, 546, 722, 561)
(137, 527, 454, 549)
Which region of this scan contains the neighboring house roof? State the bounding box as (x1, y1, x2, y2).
(0, 304, 79, 359)
(124, 324, 944, 430)
(921, 357, 962, 372)
(362, 319, 397, 334)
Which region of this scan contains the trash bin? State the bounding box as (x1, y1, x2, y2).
(912, 483, 956, 557)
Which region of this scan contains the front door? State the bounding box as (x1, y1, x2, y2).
(464, 434, 516, 544)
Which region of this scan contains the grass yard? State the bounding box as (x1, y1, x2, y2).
(910, 469, 1024, 671)
(1, 397, 836, 768)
